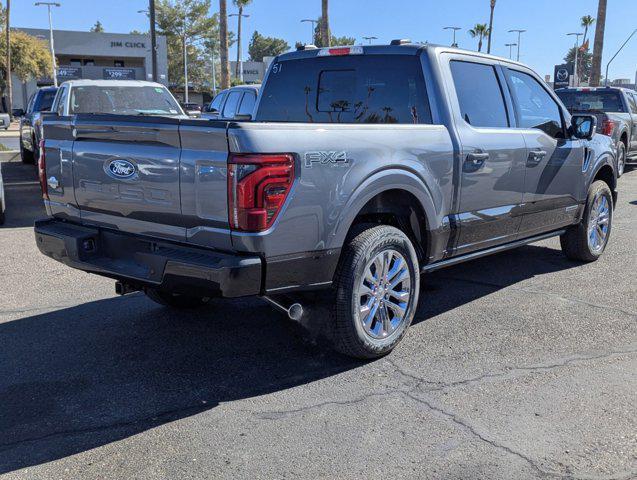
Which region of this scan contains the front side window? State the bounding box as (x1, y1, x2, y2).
(257, 55, 431, 124)
(450, 60, 509, 128)
(34, 90, 57, 112)
(507, 69, 564, 138)
(207, 92, 226, 113)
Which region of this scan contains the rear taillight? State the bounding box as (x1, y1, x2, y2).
(601, 120, 616, 137)
(228, 153, 295, 232)
(38, 139, 48, 200)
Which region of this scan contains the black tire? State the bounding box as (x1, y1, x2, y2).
(560, 180, 613, 262)
(617, 142, 626, 177)
(145, 288, 211, 309)
(20, 137, 34, 164)
(331, 225, 420, 359)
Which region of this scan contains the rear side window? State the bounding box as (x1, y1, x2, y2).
(627, 92, 637, 114)
(450, 61, 508, 128)
(222, 91, 242, 118)
(237, 91, 257, 116)
(257, 55, 431, 124)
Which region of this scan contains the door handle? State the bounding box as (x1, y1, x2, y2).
(527, 149, 547, 166)
(465, 152, 489, 172)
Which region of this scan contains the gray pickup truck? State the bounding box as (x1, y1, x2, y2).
(35, 42, 617, 359)
(556, 86, 637, 176)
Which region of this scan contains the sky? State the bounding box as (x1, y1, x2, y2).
(9, 0, 637, 82)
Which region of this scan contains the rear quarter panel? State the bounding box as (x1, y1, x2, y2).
(227, 122, 454, 258)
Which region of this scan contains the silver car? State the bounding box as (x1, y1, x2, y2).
(201, 84, 260, 120)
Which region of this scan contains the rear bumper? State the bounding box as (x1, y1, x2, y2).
(34, 219, 262, 298)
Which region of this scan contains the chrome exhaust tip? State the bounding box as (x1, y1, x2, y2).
(263, 296, 304, 321)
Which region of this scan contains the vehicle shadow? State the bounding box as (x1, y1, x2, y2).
(0, 161, 45, 228)
(0, 241, 581, 473)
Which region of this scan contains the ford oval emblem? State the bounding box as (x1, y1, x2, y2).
(108, 159, 136, 179)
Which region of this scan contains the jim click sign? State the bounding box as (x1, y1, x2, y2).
(110, 41, 146, 49)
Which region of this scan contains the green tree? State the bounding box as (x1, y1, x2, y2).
(0, 30, 52, 97)
(155, 0, 217, 92)
(468, 23, 490, 52)
(248, 31, 288, 62)
(90, 20, 105, 32)
(312, 17, 355, 47)
(565, 47, 593, 84)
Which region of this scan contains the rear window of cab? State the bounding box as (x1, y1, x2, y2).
(256, 55, 432, 124)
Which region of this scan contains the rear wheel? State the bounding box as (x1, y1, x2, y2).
(331, 225, 420, 359)
(145, 288, 212, 309)
(560, 180, 612, 262)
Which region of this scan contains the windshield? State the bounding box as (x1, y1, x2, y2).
(556, 90, 625, 113)
(69, 85, 183, 116)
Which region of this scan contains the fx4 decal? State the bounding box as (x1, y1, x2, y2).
(304, 151, 349, 168)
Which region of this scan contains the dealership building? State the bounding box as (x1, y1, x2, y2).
(12, 28, 168, 110)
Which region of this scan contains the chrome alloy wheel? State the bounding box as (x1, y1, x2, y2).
(587, 192, 610, 254)
(357, 249, 412, 340)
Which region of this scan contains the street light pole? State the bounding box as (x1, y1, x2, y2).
(443, 26, 461, 47)
(230, 12, 249, 83)
(362, 36, 377, 45)
(567, 32, 583, 87)
(604, 28, 637, 87)
(300, 19, 318, 45)
(34, 2, 60, 87)
(505, 43, 517, 59)
(149, 0, 157, 82)
(508, 29, 526, 61)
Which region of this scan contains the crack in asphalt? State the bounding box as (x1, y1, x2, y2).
(438, 275, 637, 319)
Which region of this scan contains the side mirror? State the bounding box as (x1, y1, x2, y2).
(233, 113, 252, 121)
(12, 108, 25, 117)
(571, 115, 596, 140)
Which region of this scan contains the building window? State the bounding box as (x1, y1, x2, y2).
(70, 59, 82, 67)
(114, 60, 125, 68)
(83, 59, 95, 66)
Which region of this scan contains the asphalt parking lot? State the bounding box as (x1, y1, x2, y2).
(0, 159, 635, 480)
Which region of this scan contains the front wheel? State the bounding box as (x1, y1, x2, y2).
(331, 225, 420, 359)
(145, 288, 212, 309)
(560, 180, 613, 262)
(617, 142, 626, 177)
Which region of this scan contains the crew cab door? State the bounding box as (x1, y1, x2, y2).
(503, 67, 585, 237)
(627, 91, 637, 152)
(443, 55, 527, 254)
(71, 115, 185, 242)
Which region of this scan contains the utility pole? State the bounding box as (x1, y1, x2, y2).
(568, 32, 583, 87)
(149, 0, 157, 82)
(301, 19, 318, 45)
(182, 33, 188, 103)
(5, 0, 12, 120)
(229, 12, 249, 82)
(443, 26, 461, 48)
(508, 29, 526, 61)
(505, 43, 517, 59)
(219, 0, 230, 89)
(34, 2, 60, 87)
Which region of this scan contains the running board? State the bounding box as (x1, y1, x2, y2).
(422, 229, 566, 273)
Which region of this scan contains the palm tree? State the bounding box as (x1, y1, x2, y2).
(219, 0, 230, 89)
(233, 0, 252, 78)
(469, 24, 490, 52)
(321, 0, 330, 47)
(590, 0, 607, 86)
(487, 0, 496, 54)
(581, 14, 595, 45)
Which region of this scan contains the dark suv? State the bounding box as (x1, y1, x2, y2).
(19, 86, 58, 164)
